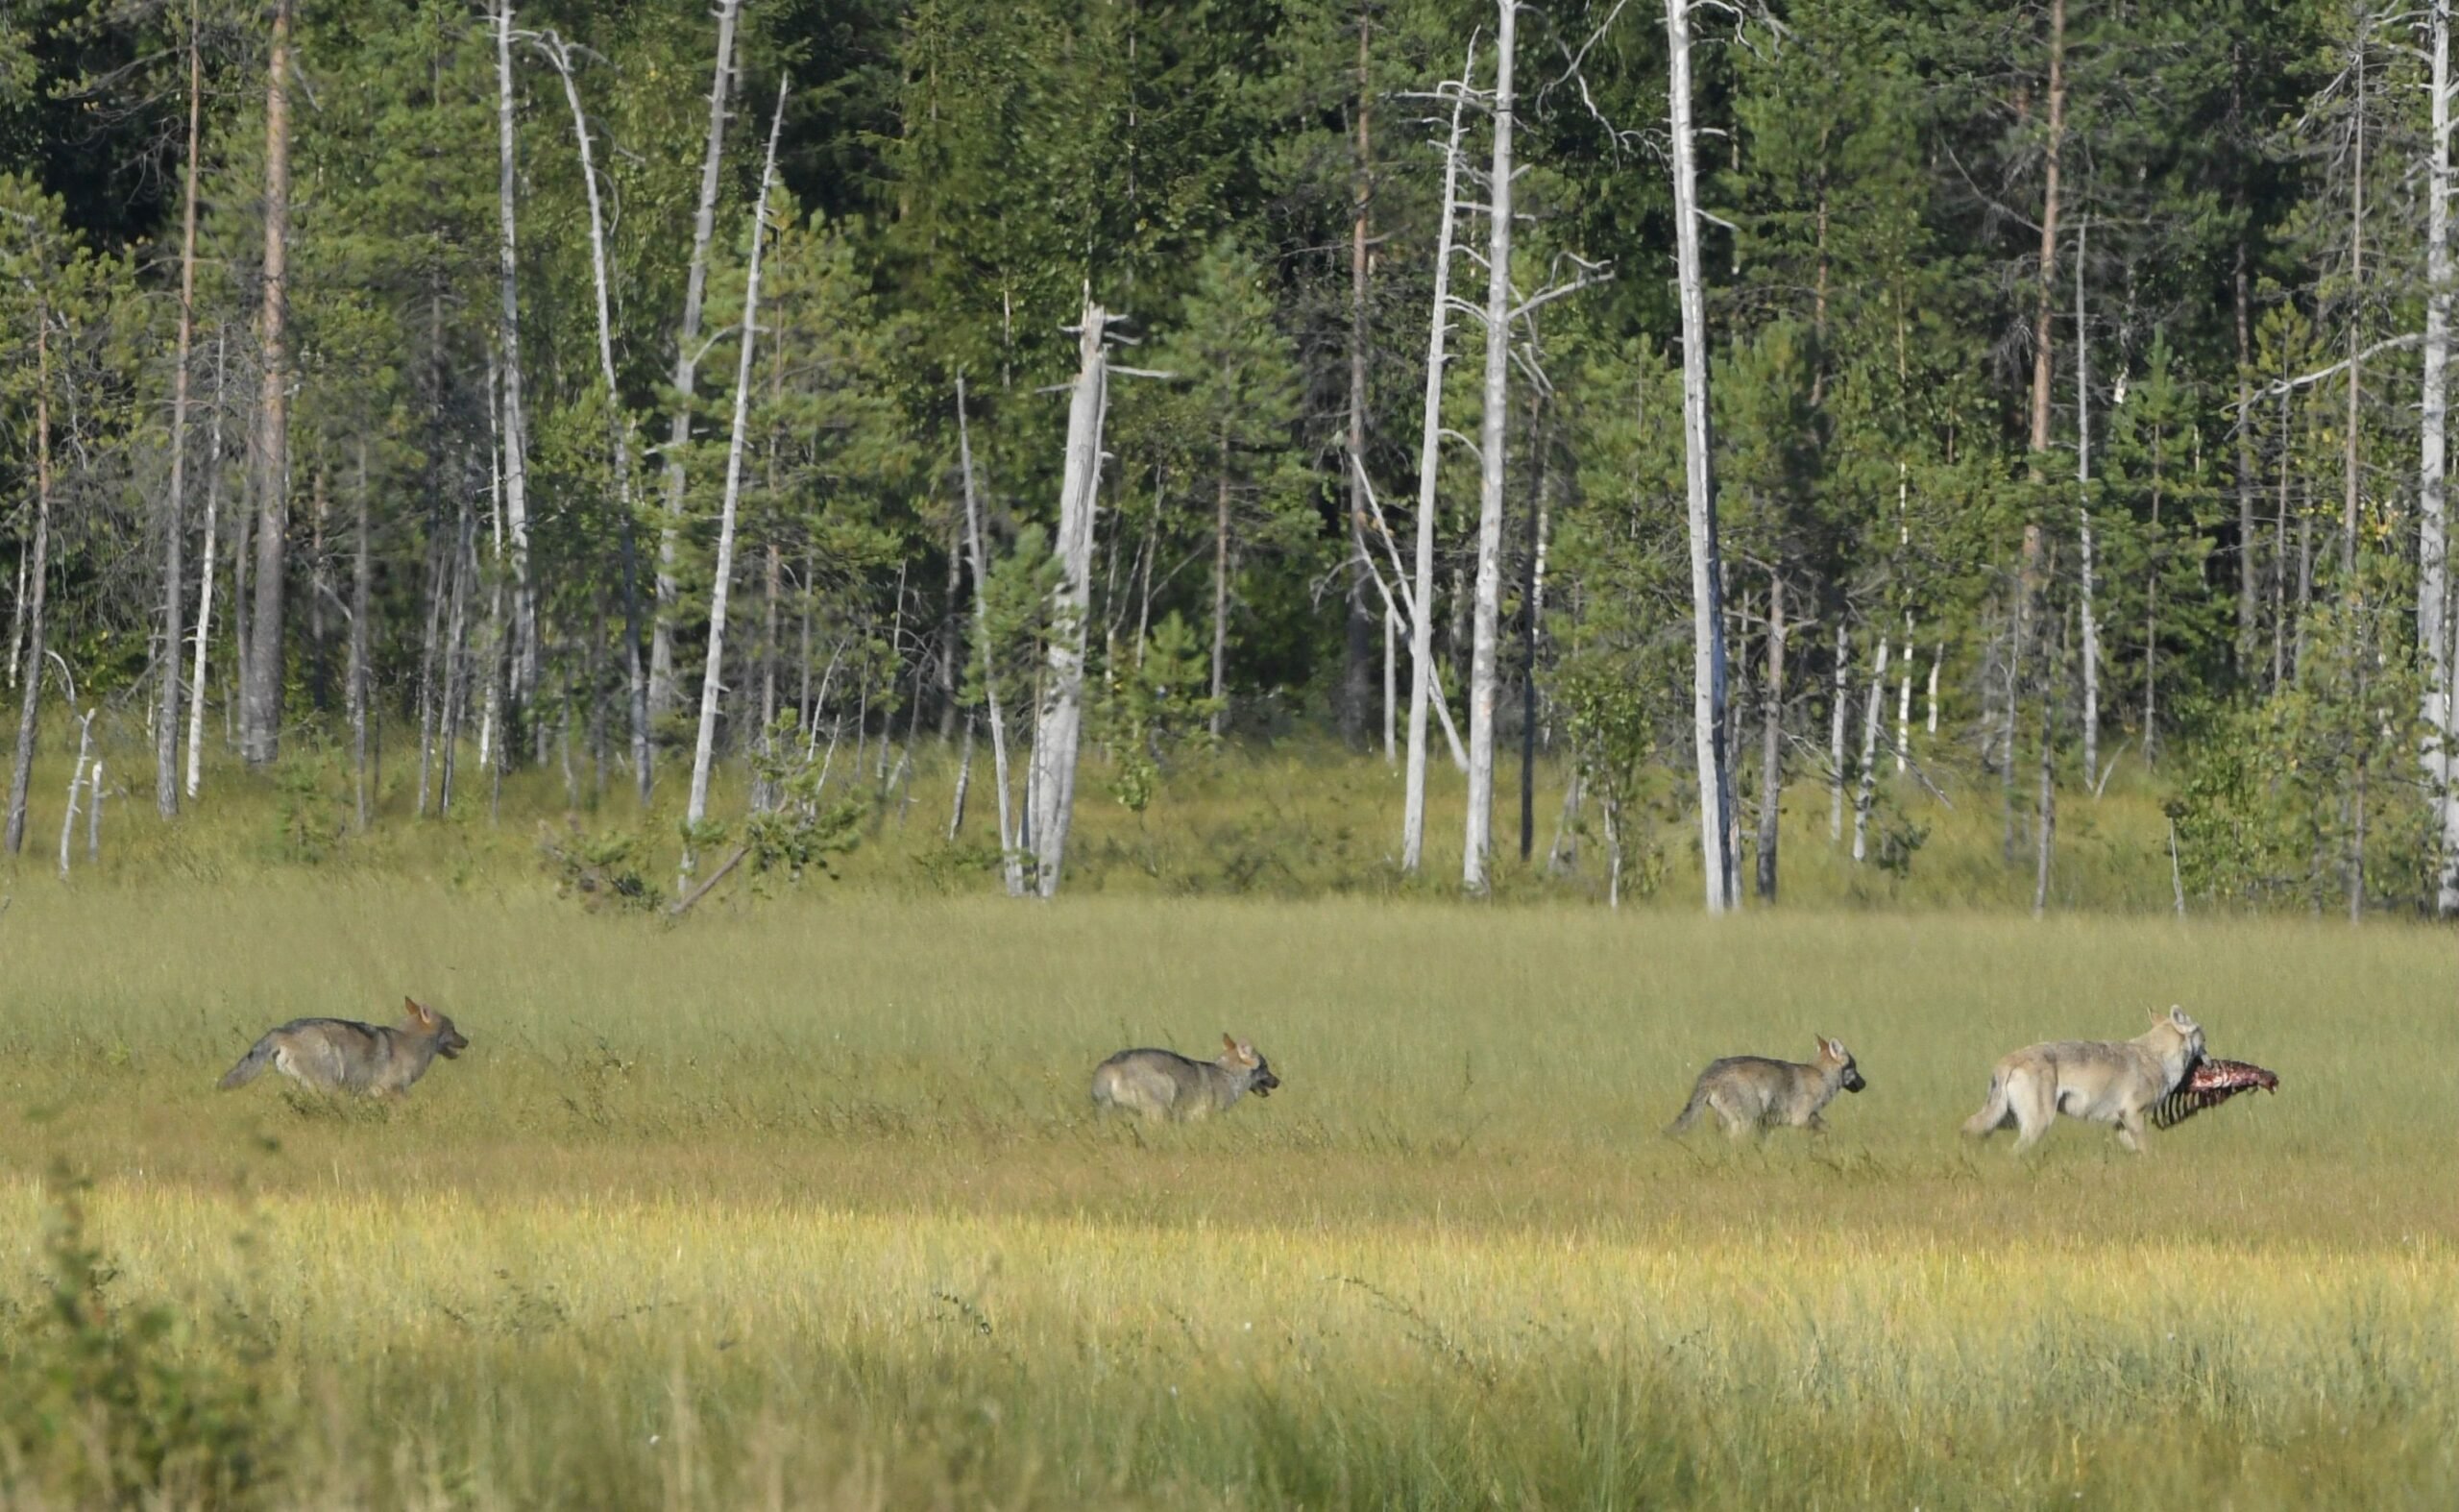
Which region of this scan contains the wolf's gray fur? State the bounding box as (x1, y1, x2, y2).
(219, 997, 469, 1098)
(1090, 1035, 1278, 1122)
(1962, 1005, 2204, 1154)
(1667, 1036, 1866, 1138)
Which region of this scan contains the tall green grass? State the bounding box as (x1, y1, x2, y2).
(0, 887, 2451, 1506)
(25, 725, 2190, 913)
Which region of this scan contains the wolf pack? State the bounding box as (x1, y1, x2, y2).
(219, 997, 2276, 1153)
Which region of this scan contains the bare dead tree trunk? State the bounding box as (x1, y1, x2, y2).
(243, 0, 295, 768)
(652, 0, 742, 722)
(6, 549, 21, 693)
(478, 358, 505, 775)
(59, 708, 92, 880)
(6, 310, 51, 855)
(1342, 3, 1377, 749)
(1895, 616, 1913, 772)
(1402, 38, 1475, 874)
(493, 0, 537, 754)
(2234, 225, 2260, 676)
(185, 329, 226, 798)
(2033, 611, 2067, 917)
(682, 78, 788, 886)
(1030, 304, 1113, 897)
(351, 441, 371, 831)
(309, 461, 330, 718)
(1756, 571, 1786, 902)
(948, 715, 974, 840)
(1852, 635, 1888, 865)
(1463, 0, 1517, 893)
(414, 513, 446, 817)
(441, 486, 475, 816)
(2345, 21, 2367, 584)
(2424, 1, 2459, 915)
(957, 373, 1023, 897)
(2075, 216, 2101, 788)
(2274, 386, 2293, 686)
(1827, 622, 1848, 843)
(156, 0, 205, 819)
(540, 33, 651, 803)
(2145, 429, 2165, 764)
(1669, 0, 1738, 912)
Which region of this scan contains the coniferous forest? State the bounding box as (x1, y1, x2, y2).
(3, 0, 2454, 912)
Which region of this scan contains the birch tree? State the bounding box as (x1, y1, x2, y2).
(1029, 302, 1116, 897)
(537, 29, 651, 802)
(958, 373, 1024, 897)
(183, 330, 223, 798)
(154, 0, 204, 818)
(682, 78, 789, 886)
(2075, 216, 2101, 788)
(1403, 39, 1476, 873)
(2424, 0, 2459, 914)
(652, 0, 743, 723)
(1668, 0, 1738, 911)
(242, 0, 295, 767)
(491, 0, 536, 754)
(4, 302, 48, 854)
(1462, 0, 1517, 893)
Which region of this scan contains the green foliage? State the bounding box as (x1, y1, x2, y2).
(0, 1165, 271, 1506)
(1097, 612, 1219, 816)
(542, 823, 664, 913)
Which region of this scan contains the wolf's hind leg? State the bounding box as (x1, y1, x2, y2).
(2115, 1108, 2147, 1153)
(2008, 1072, 2057, 1154)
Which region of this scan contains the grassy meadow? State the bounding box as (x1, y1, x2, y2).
(0, 867, 2452, 1508)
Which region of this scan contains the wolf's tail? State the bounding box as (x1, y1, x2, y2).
(1960, 1070, 2010, 1137)
(218, 1035, 277, 1090)
(1665, 1082, 1710, 1135)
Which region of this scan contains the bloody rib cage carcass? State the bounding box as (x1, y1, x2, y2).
(2148, 1057, 2280, 1131)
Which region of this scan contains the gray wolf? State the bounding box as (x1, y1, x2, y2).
(1962, 1004, 2204, 1154)
(1090, 1035, 1278, 1122)
(218, 997, 469, 1097)
(1666, 1036, 1866, 1138)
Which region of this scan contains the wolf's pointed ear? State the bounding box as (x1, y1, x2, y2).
(1223, 1032, 1239, 1055)
(2169, 1004, 2193, 1027)
(405, 997, 433, 1026)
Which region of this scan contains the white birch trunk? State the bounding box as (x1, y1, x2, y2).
(681, 79, 788, 883)
(1383, 609, 1397, 761)
(2425, 2, 2459, 914)
(7, 553, 22, 692)
(1030, 305, 1112, 897)
(1852, 636, 1889, 864)
(1827, 622, 1848, 842)
(652, 0, 742, 720)
(2076, 216, 2101, 791)
(1462, 6, 1516, 893)
(6, 311, 51, 855)
(1895, 619, 1913, 772)
(1668, 0, 1738, 911)
(542, 35, 652, 803)
(493, 2, 536, 744)
(184, 329, 225, 800)
(156, 0, 204, 819)
(959, 375, 1022, 898)
(59, 709, 92, 881)
(1925, 644, 1941, 735)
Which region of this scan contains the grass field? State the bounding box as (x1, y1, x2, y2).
(0, 879, 2452, 1509)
